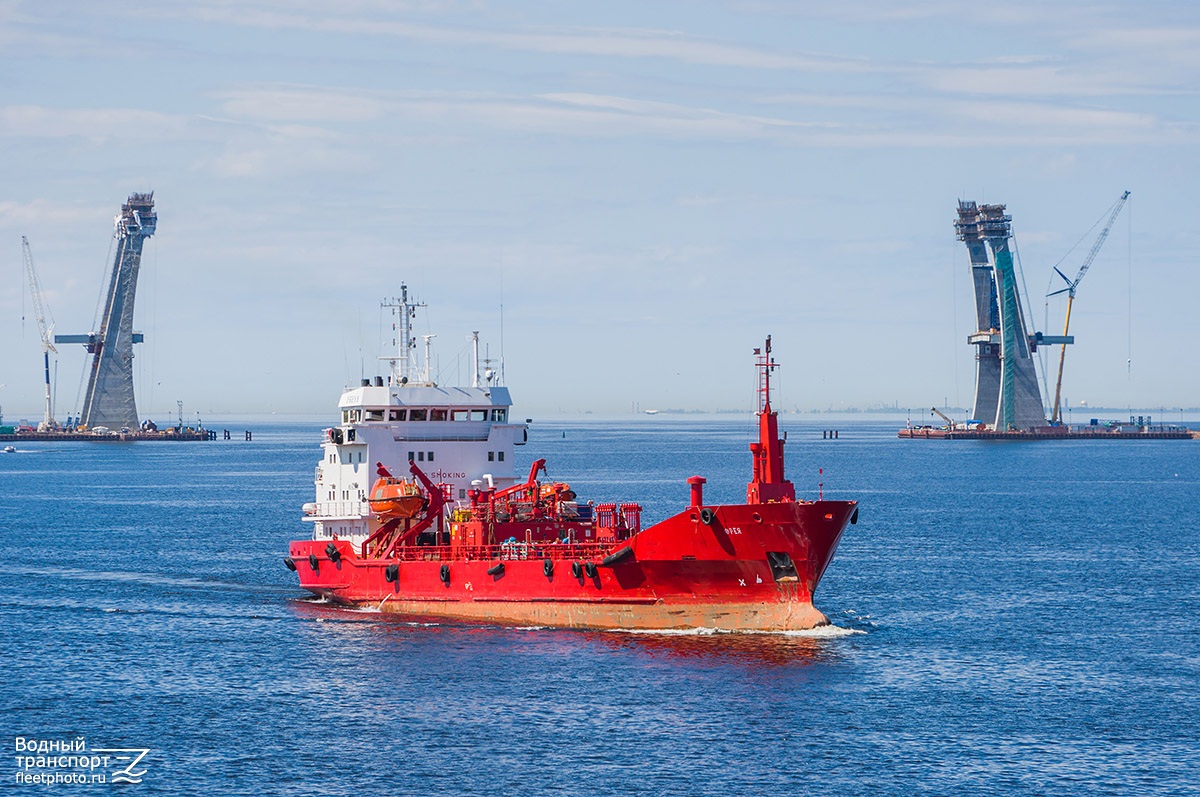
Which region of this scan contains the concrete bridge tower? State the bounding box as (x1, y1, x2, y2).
(955, 200, 1046, 431)
(56, 193, 156, 429)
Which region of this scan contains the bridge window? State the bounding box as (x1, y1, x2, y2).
(491, 409, 507, 422)
(366, 410, 384, 422)
(409, 409, 427, 421)
(389, 409, 404, 421)
(452, 410, 469, 421)
(471, 410, 487, 421)
(430, 409, 447, 421)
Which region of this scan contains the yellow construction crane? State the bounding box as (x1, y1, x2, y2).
(21, 236, 58, 431)
(930, 407, 954, 427)
(1047, 191, 1130, 424)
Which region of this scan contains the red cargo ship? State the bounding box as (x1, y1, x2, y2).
(286, 295, 857, 631)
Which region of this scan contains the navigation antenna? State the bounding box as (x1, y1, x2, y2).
(381, 285, 426, 386)
(421, 335, 436, 386)
(470, 331, 480, 388)
(756, 335, 777, 414)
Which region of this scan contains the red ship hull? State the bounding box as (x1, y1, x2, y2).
(290, 498, 857, 631)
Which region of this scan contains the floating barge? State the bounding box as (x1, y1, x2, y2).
(900, 417, 1193, 441)
(0, 426, 215, 443)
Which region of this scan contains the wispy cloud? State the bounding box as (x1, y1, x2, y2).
(1069, 26, 1200, 70)
(0, 198, 107, 228)
(919, 63, 1172, 98)
(214, 89, 390, 124)
(0, 105, 190, 142)
(170, 2, 872, 73)
(202, 84, 1198, 148)
(952, 101, 1156, 133)
(0, 101, 370, 178)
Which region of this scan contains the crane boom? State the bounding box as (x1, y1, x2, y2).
(1048, 191, 1130, 423)
(21, 236, 58, 430)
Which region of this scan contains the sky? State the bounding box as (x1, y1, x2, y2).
(1, 1, 1197, 421)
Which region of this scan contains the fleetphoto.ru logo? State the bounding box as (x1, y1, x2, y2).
(14, 737, 150, 786)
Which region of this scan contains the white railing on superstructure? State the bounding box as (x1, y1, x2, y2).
(305, 501, 369, 520)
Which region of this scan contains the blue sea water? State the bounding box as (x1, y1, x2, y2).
(2, 419, 1198, 795)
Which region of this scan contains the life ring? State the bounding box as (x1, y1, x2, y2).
(543, 559, 554, 578)
(699, 507, 716, 525)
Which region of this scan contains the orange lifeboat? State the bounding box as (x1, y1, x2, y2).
(539, 482, 576, 501)
(368, 475, 425, 519)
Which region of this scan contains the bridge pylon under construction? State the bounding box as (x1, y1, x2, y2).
(55, 192, 156, 430)
(955, 200, 1068, 431)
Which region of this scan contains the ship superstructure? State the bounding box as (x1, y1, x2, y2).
(304, 285, 527, 544)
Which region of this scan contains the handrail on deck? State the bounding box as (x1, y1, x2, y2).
(387, 542, 616, 563)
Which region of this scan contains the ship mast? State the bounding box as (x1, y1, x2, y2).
(747, 336, 796, 504)
(381, 285, 426, 386)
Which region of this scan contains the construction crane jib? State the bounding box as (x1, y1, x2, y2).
(21, 236, 58, 431)
(1047, 190, 1131, 424)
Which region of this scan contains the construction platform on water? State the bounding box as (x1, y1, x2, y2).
(901, 193, 1194, 442)
(900, 417, 1195, 441)
(1, 426, 215, 443)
